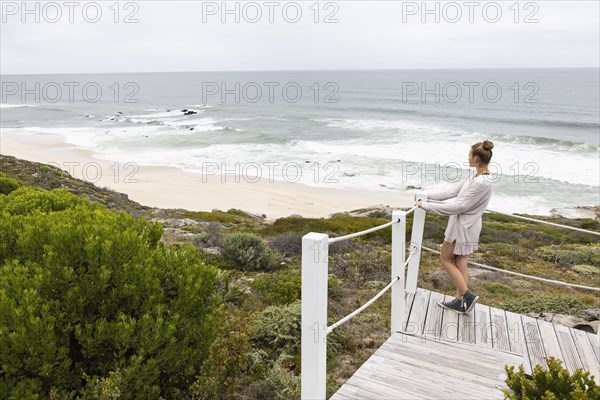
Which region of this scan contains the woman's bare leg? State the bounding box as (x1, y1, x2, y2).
(439, 241, 468, 297)
(454, 254, 469, 299)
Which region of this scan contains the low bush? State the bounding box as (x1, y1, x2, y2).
(535, 244, 600, 267)
(261, 215, 392, 243)
(572, 265, 600, 275)
(482, 282, 514, 296)
(252, 301, 302, 358)
(0, 173, 23, 195)
(251, 269, 301, 305)
(222, 232, 275, 271)
(0, 184, 220, 399)
(0, 185, 85, 215)
(503, 357, 600, 399)
(268, 232, 302, 257)
(250, 354, 301, 400)
(502, 293, 588, 315)
(190, 306, 255, 400)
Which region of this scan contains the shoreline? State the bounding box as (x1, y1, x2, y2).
(1, 134, 418, 220)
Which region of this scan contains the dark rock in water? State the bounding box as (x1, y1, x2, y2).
(109, 117, 116, 121)
(184, 110, 197, 115)
(189, 127, 195, 131)
(181, 109, 188, 113)
(166, 109, 170, 112)
(118, 111, 123, 114)
(305, 160, 310, 163)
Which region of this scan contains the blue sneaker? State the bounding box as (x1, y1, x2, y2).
(461, 290, 479, 313)
(437, 297, 465, 313)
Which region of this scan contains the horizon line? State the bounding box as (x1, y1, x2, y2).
(1, 66, 599, 76)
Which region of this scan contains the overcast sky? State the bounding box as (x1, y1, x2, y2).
(1, 1, 599, 74)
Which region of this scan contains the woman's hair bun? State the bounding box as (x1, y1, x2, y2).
(483, 140, 494, 151)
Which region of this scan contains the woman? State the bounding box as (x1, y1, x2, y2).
(414, 140, 494, 314)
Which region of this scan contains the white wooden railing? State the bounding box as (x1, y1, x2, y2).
(300, 193, 428, 399)
(301, 192, 600, 399)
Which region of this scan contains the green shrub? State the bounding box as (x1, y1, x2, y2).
(365, 280, 387, 290)
(252, 300, 343, 362)
(252, 269, 301, 305)
(261, 215, 392, 243)
(572, 265, 600, 275)
(0, 174, 23, 195)
(367, 210, 390, 219)
(268, 232, 302, 257)
(509, 279, 534, 288)
(535, 244, 600, 267)
(329, 245, 390, 287)
(252, 300, 302, 358)
(503, 357, 600, 399)
(190, 306, 254, 400)
(0, 186, 85, 215)
(250, 354, 300, 400)
(222, 232, 275, 271)
(192, 231, 212, 248)
(482, 282, 514, 296)
(179, 210, 241, 224)
(502, 294, 587, 315)
(328, 274, 345, 300)
(0, 186, 220, 399)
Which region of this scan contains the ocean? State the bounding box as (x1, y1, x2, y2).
(1, 68, 599, 216)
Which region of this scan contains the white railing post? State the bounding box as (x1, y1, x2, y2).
(391, 210, 406, 333)
(301, 232, 329, 400)
(406, 192, 428, 294)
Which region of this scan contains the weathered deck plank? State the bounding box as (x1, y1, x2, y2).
(474, 302, 494, 348)
(458, 301, 476, 344)
(423, 291, 445, 338)
(490, 306, 511, 352)
(330, 332, 521, 400)
(405, 287, 430, 336)
(521, 314, 548, 370)
(570, 328, 600, 384)
(441, 294, 460, 341)
(402, 291, 415, 331)
(552, 322, 584, 374)
(537, 319, 565, 370)
(332, 287, 600, 399)
(505, 310, 533, 376)
(587, 329, 600, 362)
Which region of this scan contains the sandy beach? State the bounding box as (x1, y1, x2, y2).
(1, 134, 417, 220)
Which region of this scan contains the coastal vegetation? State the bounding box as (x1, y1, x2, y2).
(1, 154, 599, 399)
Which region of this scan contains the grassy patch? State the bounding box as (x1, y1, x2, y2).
(179, 210, 242, 224)
(502, 293, 589, 315)
(481, 282, 514, 296)
(260, 215, 392, 243)
(572, 264, 600, 275)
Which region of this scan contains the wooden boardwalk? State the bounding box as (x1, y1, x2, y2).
(331, 287, 600, 399)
